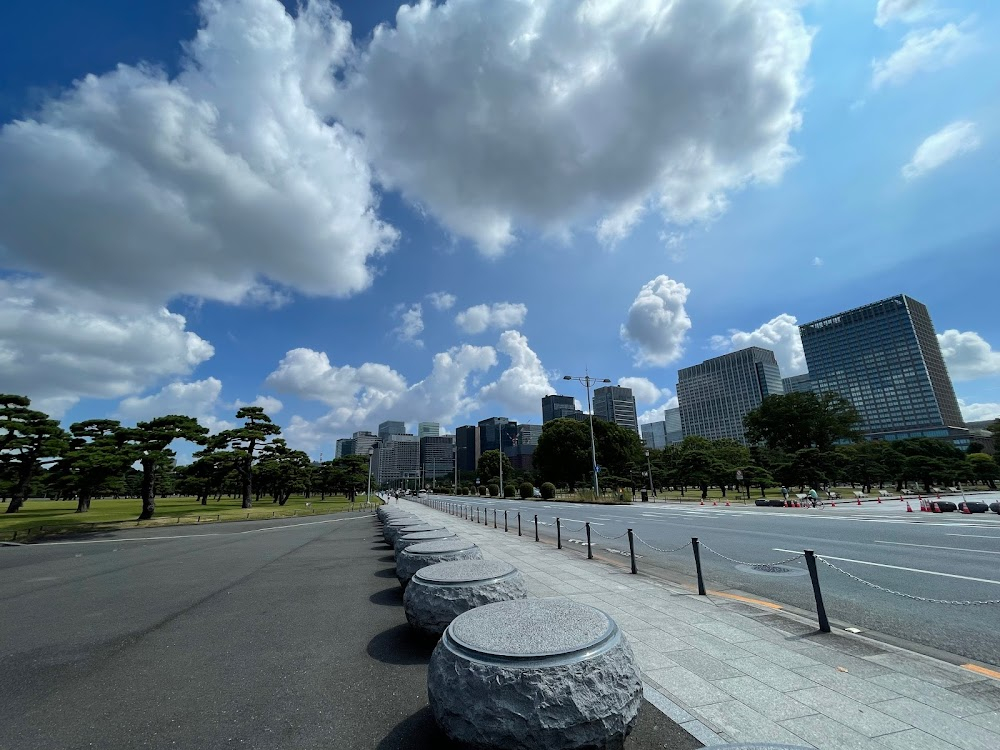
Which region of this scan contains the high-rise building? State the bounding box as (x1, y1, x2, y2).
(374, 434, 419, 487)
(478, 417, 518, 457)
(593, 386, 639, 434)
(800, 295, 965, 439)
(508, 424, 543, 472)
(783, 374, 813, 395)
(378, 420, 406, 442)
(418, 422, 441, 439)
(352, 430, 379, 456)
(664, 407, 683, 444)
(517, 424, 543, 446)
(641, 421, 668, 449)
(677, 347, 784, 444)
(542, 394, 580, 423)
(455, 425, 480, 473)
(335, 437, 355, 458)
(420, 435, 455, 481)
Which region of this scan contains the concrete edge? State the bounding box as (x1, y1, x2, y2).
(641, 679, 727, 747)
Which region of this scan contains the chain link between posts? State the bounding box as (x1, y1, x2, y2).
(699, 543, 804, 568)
(632, 535, 692, 554)
(590, 527, 630, 540)
(817, 557, 1000, 605)
(560, 522, 587, 532)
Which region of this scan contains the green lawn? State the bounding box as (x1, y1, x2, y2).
(0, 494, 376, 541)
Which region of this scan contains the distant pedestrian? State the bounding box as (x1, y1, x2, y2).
(808, 488, 819, 507)
(780, 486, 789, 502)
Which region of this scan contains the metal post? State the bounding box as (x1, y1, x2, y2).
(557, 518, 562, 549)
(493, 509, 497, 529)
(804, 550, 831, 633)
(517, 512, 522, 536)
(534, 514, 539, 542)
(477, 507, 480, 523)
(504, 510, 508, 532)
(627, 529, 637, 574)
(692, 537, 706, 595)
(585, 522, 593, 559)
(586, 381, 600, 499)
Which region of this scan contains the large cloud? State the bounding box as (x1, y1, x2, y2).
(710, 313, 805, 375)
(337, 0, 812, 253)
(872, 22, 973, 89)
(0, 0, 396, 306)
(266, 343, 497, 451)
(875, 0, 934, 28)
(938, 330, 1000, 382)
(618, 376, 668, 405)
(620, 275, 691, 367)
(958, 400, 1000, 424)
(478, 331, 553, 414)
(0, 277, 213, 417)
(902, 121, 981, 180)
(455, 303, 527, 335)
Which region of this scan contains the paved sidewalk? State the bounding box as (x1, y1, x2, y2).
(394, 498, 1000, 750)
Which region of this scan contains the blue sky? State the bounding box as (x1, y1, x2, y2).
(1, 0, 998, 458)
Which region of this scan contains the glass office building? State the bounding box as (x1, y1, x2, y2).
(593, 385, 639, 434)
(799, 295, 965, 438)
(676, 347, 784, 444)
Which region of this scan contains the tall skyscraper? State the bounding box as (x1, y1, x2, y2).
(641, 421, 668, 449)
(374, 434, 419, 487)
(418, 422, 441, 439)
(335, 437, 354, 458)
(782, 374, 813, 395)
(378, 420, 405, 442)
(352, 430, 379, 456)
(800, 295, 965, 439)
(455, 425, 480, 473)
(478, 417, 518, 457)
(664, 407, 683, 444)
(420, 435, 454, 480)
(593, 386, 639, 434)
(677, 347, 784, 444)
(541, 394, 580, 423)
(517, 424, 543, 445)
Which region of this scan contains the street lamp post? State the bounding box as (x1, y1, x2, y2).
(453, 445, 458, 496)
(645, 449, 655, 497)
(367, 445, 376, 503)
(497, 423, 503, 498)
(563, 373, 612, 500)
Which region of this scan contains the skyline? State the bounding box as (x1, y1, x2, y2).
(1, 0, 998, 461)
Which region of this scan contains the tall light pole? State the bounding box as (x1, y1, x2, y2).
(645, 449, 655, 497)
(367, 444, 376, 502)
(563, 373, 612, 500)
(497, 423, 503, 498)
(453, 445, 458, 496)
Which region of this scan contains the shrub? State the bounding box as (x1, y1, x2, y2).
(488, 483, 500, 497)
(519, 481, 534, 499)
(478, 485, 488, 496)
(504, 484, 517, 499)
(540, 482, 556, 499)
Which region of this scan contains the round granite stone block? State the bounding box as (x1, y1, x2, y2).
(427, 599, 642, 750)
(403, 560, 528, 636)
(394, 529, 456, 557)
(382, 517, 421, 544)
(395, 539, 482, 587)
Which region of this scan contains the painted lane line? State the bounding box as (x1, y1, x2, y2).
(772, 548, 1000, 586)
(875, 540, 1000, 555)
(23, 515, 367, 546)
(947, 534, 1000, 540)
(559, 518, 604, 525)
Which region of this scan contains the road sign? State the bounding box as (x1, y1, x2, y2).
(735, 470, 744, 481)
(475, 477, 480, 485)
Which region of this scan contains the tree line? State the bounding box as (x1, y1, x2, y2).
(0, 395, 371, 517)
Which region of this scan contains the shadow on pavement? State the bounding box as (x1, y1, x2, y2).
(368, 623, 436, 665)
(374, 567, 398, 579)
(376, 706, 457, 750)
(370, 586, 404, 606)
(377, 554, 396, 563)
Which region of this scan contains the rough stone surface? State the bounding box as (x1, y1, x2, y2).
(403, 561, 528, 636)
(396, 540, 482, 585)
(394, 529, 456, 557)
(382, 517, 421, 544)
(427, 600, 642, 750)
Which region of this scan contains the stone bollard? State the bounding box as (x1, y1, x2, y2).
(428, 599, 642, 750)
(394, 529, 457, 558)
(382, 517, 421, 545)
(403, 560, 528, 636)
(396, 539, 482, 588)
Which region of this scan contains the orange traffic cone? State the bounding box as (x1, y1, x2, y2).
(877, 497, 882, 504)
(831, 502, 837, 507)
(857, 498, 862, 506)
(900, 496, 904, 501)
(712, 501, 717, 506)
(906, 502, 913, 513)
(960, 503, 971, 514)
(932, 502, 942, 513)
(700, 500, 704, 506)
(725, 501, 730, 506)
(783, 500, 789, 507)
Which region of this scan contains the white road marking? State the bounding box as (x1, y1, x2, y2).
(21, 515, 368, 546)
(875, 540, 1000, 555)
(947, 534, 1000, 540)
(558, 518, 603, 525)
(772, 548, 1000, 586)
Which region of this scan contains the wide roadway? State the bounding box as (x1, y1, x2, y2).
(419, 493, 1000, 667)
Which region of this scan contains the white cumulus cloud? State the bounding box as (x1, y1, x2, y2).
(875, 0, 934, 27)
(902, 120, 981, 180)
(872, 22, 973, 88)
(394, 303, 424, 346)
(426, 291, 456, 311)
(479, 331, 553, 415)
(0, 0, 396, 307)
(938, 330, 1000, 382)
(336, 0, 812, 253)
(710, 313, 806, 376)
(958, 400, 1000, 424)
(618, 377, 668, 405)
(455, 302, 527, 335)
(0, 277, 213, 417)
(638, 396, 680, 425)
(620, 276, 691, 367)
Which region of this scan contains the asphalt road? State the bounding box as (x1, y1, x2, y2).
(413, 493, 1000, 667)
(0, 509, 699, 750)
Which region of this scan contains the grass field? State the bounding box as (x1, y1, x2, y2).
(0, 494, 376, 541)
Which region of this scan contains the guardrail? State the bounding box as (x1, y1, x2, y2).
(410, 495, 1000, 634)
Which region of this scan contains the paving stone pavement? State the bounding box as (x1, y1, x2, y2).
(393, 498, 1000, 749)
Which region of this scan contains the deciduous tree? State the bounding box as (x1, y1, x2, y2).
(744, 392, 860, 453)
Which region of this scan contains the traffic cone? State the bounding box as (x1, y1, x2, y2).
(857, 498, 862, 506)
(700, 500, 704, 506)
(961, 503, 971, 515)
(906, 502, 913, 513)
(877, 497, 882, 504)
(831, 502, 837, 507)
(900, 496, 904, 501)
(932, 502, 941, 513)
(725, 501, 730, 506)
(783, 500, 789, 507)
(712, 501, 717, 506)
